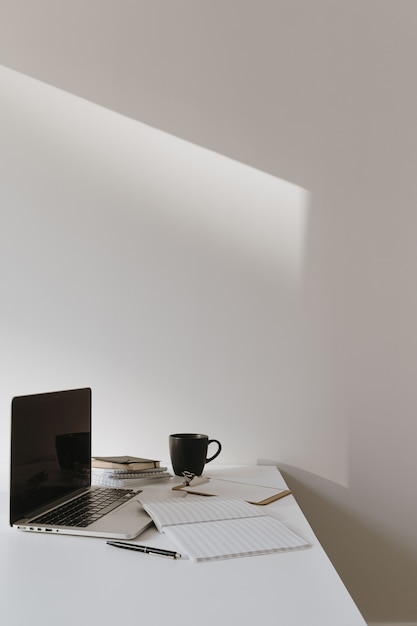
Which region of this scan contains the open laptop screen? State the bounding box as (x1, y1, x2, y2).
(10, 388, 91, 525)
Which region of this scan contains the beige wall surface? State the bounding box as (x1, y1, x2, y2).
(1, 2, 417, 623)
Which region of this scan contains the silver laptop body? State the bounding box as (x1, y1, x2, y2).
(10, 388, 152, 539)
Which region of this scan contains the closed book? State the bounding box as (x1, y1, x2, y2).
(91, 456, 160, 470)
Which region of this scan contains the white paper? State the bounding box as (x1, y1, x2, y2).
(138, 495, 310, 561)
(139, 495, 264, 531)
(164, 516, 311, 562)
(206, 464, 289, 489)
(182, 477, 289, 503)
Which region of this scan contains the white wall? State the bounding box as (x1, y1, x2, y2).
(1, 2, 417, 623)
(1, 65, 315, 468)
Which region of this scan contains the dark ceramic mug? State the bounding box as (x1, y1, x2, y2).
(169, 433, 222, 476)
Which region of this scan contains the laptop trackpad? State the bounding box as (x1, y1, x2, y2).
(89, 499, 153, 536)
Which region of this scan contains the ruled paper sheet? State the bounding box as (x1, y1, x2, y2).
(139, 495, 310, 561)
(164, 516, 310, 562)
(139, 495, 265, 530)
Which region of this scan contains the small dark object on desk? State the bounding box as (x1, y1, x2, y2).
(106, 541, 181, 559)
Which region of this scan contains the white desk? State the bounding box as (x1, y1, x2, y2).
(0, 464, 366, 626)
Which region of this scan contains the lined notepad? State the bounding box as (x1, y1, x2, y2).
(91, 467, 171, 487)
(139, 495, 310, 562)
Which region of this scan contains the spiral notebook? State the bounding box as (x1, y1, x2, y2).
(92, 467, 171, 487)
(139, 495, 310, 562)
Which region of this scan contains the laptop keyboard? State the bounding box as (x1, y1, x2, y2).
(30, 487, 138, 528)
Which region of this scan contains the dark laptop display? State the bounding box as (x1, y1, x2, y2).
(10, 387, 152, 539)
(10, 388, 91, 525)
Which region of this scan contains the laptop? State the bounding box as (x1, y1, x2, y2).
(10, 387, 153, 539)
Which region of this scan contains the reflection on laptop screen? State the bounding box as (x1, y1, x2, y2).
(10, 388, 91, 525)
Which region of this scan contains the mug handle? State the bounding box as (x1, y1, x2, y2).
(206, 439, 222, 463)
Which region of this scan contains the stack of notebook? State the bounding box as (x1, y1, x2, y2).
(91, 456, 171, 487)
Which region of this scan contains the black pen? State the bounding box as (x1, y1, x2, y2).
(106, 541, 181, 559)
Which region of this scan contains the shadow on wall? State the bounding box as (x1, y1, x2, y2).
(260, 460, 417, 623)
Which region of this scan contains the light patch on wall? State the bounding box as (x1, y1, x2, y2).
(1, 63, 309, 286)
(158, 144, 310, 285)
